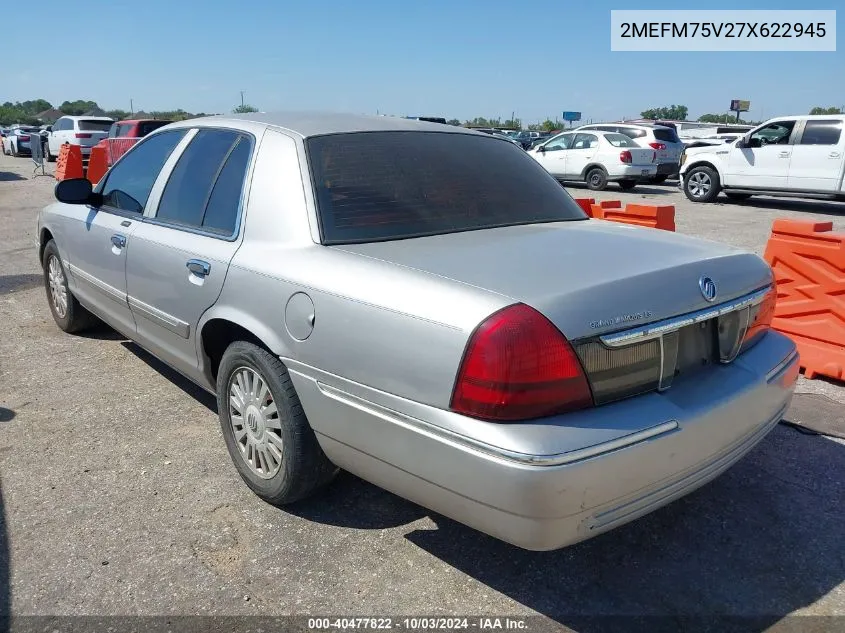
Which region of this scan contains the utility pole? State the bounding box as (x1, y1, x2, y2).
(130, 98, 134, 115)
(240, 91, 245, 107)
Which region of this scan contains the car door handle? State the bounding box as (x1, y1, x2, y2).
(778, 151, 790, 158)
(830, 151, 842, 158)
(186, 259, 211, 277)
(110, 234, 126, 248)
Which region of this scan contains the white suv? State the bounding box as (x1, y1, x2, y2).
(574, 123, 683, 183)
(46, 116, 113, 162)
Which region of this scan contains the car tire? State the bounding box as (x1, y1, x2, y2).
(683, 166, 721, 203)
(725, 193, 752, 201)
(42, 240, 99, 333)
(618, 179, 637, 191)
(217, 341, 339, 506)
(11, 143, 19, 157)
(650, 174, 669, 184)
(585, 167, 608, 191)
(45, 143, 53, 162)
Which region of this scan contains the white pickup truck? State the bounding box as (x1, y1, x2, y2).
(679, 115, 845, 203)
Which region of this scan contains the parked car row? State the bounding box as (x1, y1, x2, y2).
(2, 116, 173, 163)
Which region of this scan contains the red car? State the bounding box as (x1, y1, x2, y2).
(98, 119, 173, 165)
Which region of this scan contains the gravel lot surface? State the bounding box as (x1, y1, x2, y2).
(1, 155, 843, 630)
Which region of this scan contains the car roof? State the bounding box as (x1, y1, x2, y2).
(59, 115, 114, 121)
(162, 111, 486, 139)
(115, 119, 171, 125)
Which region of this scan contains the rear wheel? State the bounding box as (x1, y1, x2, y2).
(11, 142, 19, 157)
(618, 179, 637, 191)
(683, 166, 721, 203)
(585, 167, 608, 191)
(42, 240, 99, 333)
(217, 341, 338, 506)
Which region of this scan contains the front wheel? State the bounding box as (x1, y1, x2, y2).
(217, 341, 338, 506)
(683, 166, 721, 203)
(42, 240, 98, 333)
(45, 143, 54, 162)
(618, 179, 637, 191)
(585, 168, 608, 191)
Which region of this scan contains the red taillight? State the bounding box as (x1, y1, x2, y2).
(649, 142, 666, 150)
(620, 150, 632, 164)
(19, 135, 30, 141)
(75, 133, 92, 139)
(450, 304, 593, 421)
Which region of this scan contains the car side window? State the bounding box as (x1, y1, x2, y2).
(749, 120, 796, 147)
(99, 130, 187, 214)
(544, 134, 573, 151)
(798, 120, 842, 146)
(154, 129, 251, 236)
(572, 133, 598, 149)
(107, 123, 119, 138)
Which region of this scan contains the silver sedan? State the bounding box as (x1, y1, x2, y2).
(36, 112, 799, 550)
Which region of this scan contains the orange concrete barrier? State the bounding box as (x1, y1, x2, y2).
(86, 145, 108, 186)
(591, 202, 675, 232)
(54, 144, 84, 181)
(578, 199, 621, 218)
(573, 198, 595, 215)
(763, 219, 845, 382)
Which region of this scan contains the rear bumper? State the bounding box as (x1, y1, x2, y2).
(286, 331, 798, 551)
(608, 165, 658, 181)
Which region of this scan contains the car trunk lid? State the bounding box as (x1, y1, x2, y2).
(333, 219, 772, 342)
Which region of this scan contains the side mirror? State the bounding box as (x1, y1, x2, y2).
(55, 178, 101, 205)
(537, 144, 546, 152)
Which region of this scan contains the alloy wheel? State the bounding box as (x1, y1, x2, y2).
(228, 366, 284, 479)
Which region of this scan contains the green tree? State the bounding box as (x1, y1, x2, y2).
(233, 104, 259, 113)
(809, 106, 842, 115)
(641, 105, 688, 121)
(446, 118, 461, 126)
(105, 109, 130, 120)
(59, 100, 100, 115)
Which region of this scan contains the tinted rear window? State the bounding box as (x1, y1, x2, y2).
(78, 120, 112, 132)
(139, 121, 170, 136)
(307, 131, 587, 244)
(653, 127, 681, 143)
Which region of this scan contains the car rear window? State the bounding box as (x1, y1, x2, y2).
(139, 121, 170, 136)
(78, 120, 112, 132)
(653, 127, 681, 143)
(603, 133, 637, 147)
(307, 131, 587, 245)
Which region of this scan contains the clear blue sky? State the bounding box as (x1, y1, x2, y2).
(5, 0, 842, 124)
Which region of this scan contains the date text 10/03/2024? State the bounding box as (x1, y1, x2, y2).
(308, 618, 529, 630)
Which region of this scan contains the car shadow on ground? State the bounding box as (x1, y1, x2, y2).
(723, 196, 845, 217)
(120, 341, 218, 413)
(565, 184, 676, 196)
(0, 172, 24, 182)
(0, 274, 42, 296)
